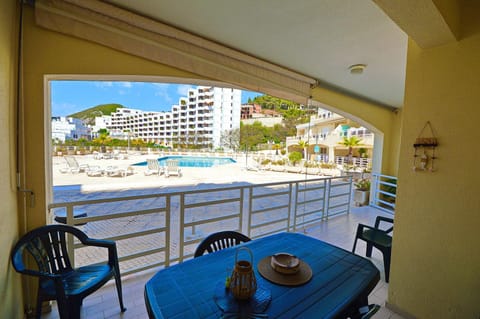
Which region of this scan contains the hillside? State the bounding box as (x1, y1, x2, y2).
(69, 103, 125, 125)
(250, 95, 300, 111)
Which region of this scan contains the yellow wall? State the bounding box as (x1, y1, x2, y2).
(21, 6, 199, 231)
(0, 1, 24, 318)
(311, 87, 403, 175)
(389, 5, 480, 318)
(19, 6, 200, 310)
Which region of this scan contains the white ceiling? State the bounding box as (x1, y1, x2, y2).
(106, 0, 408, 108)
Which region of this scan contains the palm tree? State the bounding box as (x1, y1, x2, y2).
(272, 143, 281, 155)
(297, 140, 309, 159)
(93, 131, 112, 153)
(338, 136, 363, 164)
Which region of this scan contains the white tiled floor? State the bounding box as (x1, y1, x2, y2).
(42, 206, 404, 319)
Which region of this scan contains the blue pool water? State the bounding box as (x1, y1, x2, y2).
(133, 156, 236, 168)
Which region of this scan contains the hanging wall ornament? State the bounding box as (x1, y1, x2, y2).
(413, 121, 438, 172)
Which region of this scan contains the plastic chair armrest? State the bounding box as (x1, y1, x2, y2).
(81, 238, 116, 249)
(374, 216, 394, 229)
(357, 223, 390, 236)
(19, 268, 62, 280)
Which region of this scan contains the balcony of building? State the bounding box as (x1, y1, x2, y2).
(42, 197, 397, 319)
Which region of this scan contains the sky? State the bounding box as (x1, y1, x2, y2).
(51, 80, 262, 116)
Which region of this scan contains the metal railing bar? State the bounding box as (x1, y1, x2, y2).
(118, 247, 166, 262)
(67, 208, 166, 224)
(375, 199, 395, 207)
(250, 218, 289, 229)
(328, 203, 350, 210)
(183, 214, 240, 227)
(122, 262, 165, 276)
(378, 190, 397, 198)
(328, 193, 350, 199)
(183, 197, 240, 208)
(102, 227, 167, 243)
(295, 209, 322, 218)
(251, 190, 290, 199)
(250, 204, 289, 215)
(296, 198, 324, 206)
(48, 193, 169, 207)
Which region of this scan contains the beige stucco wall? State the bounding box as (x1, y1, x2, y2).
(311, 87, 403, 175)
(389, 5, 480, 318)
(21, 6, 199, 232)
(19, 6, 200, 309)
(0, 1, 24, 318)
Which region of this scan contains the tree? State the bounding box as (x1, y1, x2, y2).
(272, 143, 281, 155)
(240, 122, 265, 151)
(92, 130, 112, 152)
(297, 140, 309, 159)
(288, 151, 302, 165)
(282, 108, 308, 136)
(338, 136, 363, 164)
(220, 128, 240, 151)
(131, 138, 146, 150)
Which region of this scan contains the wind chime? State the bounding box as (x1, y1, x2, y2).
(413, 121, 438, 172)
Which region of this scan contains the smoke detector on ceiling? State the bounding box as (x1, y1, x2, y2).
(348, 64, 367, 75)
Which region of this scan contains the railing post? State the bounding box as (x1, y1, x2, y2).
(323, 178, 331, 221)
(292, 181, 299, 232)
(347, 175, 352, 214)
(179, 194, 185, 263)
(247, 187, 253, 238)
(239, 187, 244, 234)
(66, 205, 75, 266)
(165, 195, 171, 268)
(287, 183, 293, 232)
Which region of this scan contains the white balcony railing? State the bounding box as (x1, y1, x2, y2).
(370, 173, 397, 214)
(48, 176, 352, 275)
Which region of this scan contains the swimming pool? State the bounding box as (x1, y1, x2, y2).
(133, 156, 236, 168)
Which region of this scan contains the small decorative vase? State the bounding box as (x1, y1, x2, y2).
(229, 247, 257, 300)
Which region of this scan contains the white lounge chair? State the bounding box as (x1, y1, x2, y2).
(86, 165, 104, 177)
(165, 159, 182, 177)
(60, 156, 89, 174)
(144, 159, 163, 176)
(106, 166, 134, 177)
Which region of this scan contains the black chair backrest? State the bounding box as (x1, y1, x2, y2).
(11, 225, 87, 275)
(194, 231, 251, 258)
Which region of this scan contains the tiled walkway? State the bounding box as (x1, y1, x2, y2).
(41, 205, 404, 319)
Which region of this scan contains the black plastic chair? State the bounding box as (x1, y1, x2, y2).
(11, 224, 126, 319)
(194, 231, 251, 258)
(352, 216, 394, 282)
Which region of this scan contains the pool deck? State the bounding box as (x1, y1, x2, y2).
(52, 153, 314, 195)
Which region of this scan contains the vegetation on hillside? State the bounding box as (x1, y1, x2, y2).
(248, 95, 299, 111)
(69, 103, 125, 125)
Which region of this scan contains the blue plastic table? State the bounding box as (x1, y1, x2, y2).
(144, 232, 379, 319)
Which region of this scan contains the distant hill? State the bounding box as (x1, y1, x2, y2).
(69, 103, 125, 125)
(250, 95, 300, 112)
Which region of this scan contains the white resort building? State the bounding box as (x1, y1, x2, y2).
(51, 116, 91, 142)
(286, 109, 374, 168)
(105, 86, 241, 148)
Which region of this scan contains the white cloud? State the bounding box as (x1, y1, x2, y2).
(120, 82, 133, 88)
(177, 84, 194, 96)
(151, 83, 173, 104)
(93, 81, 113, 88)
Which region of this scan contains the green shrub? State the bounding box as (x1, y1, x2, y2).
(288, 151, 302, 165)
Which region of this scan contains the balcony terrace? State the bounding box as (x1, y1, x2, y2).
(41, 206, 399, 319)
(45, 153, 400, 318)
